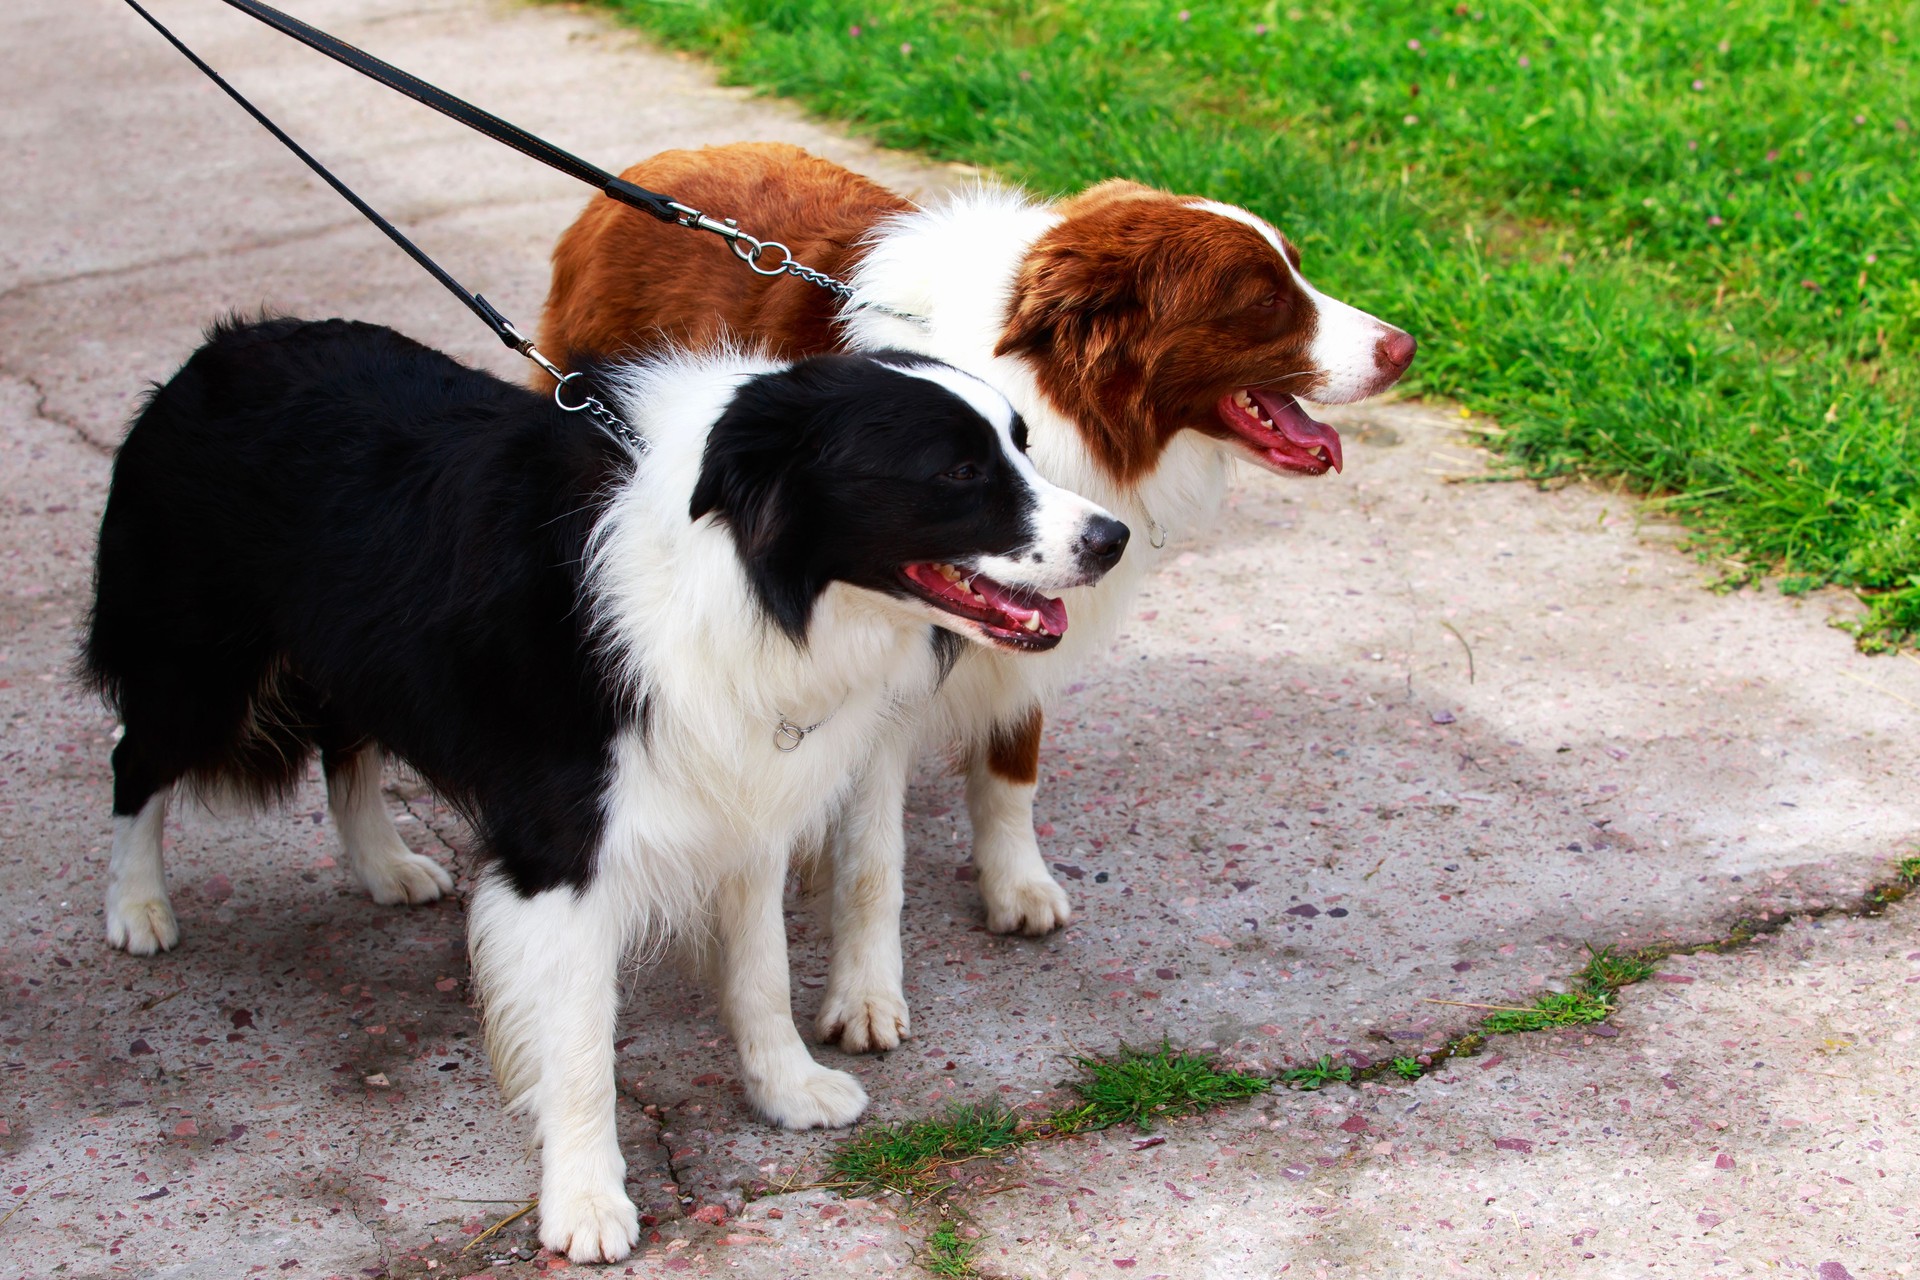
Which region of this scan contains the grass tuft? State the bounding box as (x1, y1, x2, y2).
(1575, 944, 1656, 992)
(830, 1106, 1022, 1197)
(829, 1045, 1272, 1198)
(923, 1220, 974, 1276)
(1481, 989, 1614, 1035)
(1279, 1054, 1355, 1092)
(1058, 1042, 1271, 1131)
(1898, 856, 1920, 886)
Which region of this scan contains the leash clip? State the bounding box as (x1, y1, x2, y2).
(553, 371, 648, 454)
(773, 712, 832, 752)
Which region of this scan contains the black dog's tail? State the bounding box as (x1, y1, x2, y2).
(80, 315, 336, 814)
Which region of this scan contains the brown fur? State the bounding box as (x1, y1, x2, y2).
(995, 184, 1321, 486)
(983, 708, 1044, 786)
(537, 143, 910, 386)
(540, 146, 1340, 489)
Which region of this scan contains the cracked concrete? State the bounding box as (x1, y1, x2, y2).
(4, 0, 1918, 1277)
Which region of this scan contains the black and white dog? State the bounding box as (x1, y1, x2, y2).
(82, 317, 1127, 1261)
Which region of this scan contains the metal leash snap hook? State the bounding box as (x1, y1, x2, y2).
(736, 238, 795, 277)
(1148, 518, 1168, 550)
(773, 719, 809, 753)
(553, 370, 592, 413)
(553, 371, 648, 454)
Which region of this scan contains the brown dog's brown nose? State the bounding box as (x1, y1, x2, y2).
(1376, 329, 1417, 372)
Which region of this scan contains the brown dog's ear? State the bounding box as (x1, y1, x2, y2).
(996, 242, 1113, 355)
(996, 180, 1167, 357)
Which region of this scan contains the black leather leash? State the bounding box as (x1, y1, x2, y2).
(117, 0, 922, 450)
(198, 0, 925, 320)
(120, 0, 643, 447)
(209, 0, 686, 226)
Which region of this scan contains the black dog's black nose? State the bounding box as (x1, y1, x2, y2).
(1077, 515, 1130, 573)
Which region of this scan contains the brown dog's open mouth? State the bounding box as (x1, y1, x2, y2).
(901, 562, 1067, 652)
(1216, 388, 1344, 476)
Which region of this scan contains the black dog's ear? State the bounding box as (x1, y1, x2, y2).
(690, 377, 817, 641)
(688, 442, 789, 562)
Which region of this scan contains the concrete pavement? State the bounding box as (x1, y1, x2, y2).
(3, 1, 1917, 1276)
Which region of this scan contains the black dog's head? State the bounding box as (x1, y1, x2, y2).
(689, 351, 1129, 652)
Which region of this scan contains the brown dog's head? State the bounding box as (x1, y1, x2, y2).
(996, 181, 1414, 486)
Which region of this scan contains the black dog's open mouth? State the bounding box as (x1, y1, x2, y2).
(901, 562, 1068, 652)
(1216, 387, 1344, 476)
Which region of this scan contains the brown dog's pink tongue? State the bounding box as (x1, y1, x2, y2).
(1250, 389, 1344, 473)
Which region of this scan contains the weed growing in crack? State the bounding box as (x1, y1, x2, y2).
(1575, 944, 1656, 992)
(830, 1106, 1022, 1198)
(923, 1220, 974, 1277)
(1481, 989, 1614, 1034)
(1390, 1056, 1424, 1081)
(1279, 1055, 1354, 1092)
(1057, 1042, 1272, 1131)
(1897, 856, 1920, 886)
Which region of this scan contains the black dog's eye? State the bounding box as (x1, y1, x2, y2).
(1011, 418, 1030, 454)
(943, 463, 983, 482)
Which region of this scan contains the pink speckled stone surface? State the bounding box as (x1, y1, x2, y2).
(3, 2, 1916, 1276)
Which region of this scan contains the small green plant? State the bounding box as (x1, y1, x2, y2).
(1390, 1056, 1424, 1081)
(1897, 856, 1920, 886)
(830, 1106, 1022, 1197)
(923, 1220, 974, 1277)
(1057, 1042, 1270, 1132)
(1481, 989, 1614, 1035)
(1280, 1055, 1354, 1092)
(1575, 944, 1655, 993)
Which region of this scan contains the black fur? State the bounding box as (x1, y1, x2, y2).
(82, 320, 1044, 898)
(84, 318, 631, 896)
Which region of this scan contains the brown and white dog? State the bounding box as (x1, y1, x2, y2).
(540, 142, 1414, 1054)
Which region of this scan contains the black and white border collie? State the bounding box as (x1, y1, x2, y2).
(81, 317, 1127, 1261)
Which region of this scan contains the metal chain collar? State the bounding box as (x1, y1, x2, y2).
(511, 205, 930, 455)
(669, 203, 930, 327)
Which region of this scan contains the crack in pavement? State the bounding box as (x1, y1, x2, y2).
(0, 365, 110, 456)
(344, 1172, 394, 1275)
(0, 193, 573, 305)
(650, 1103, 693, 1216)
(390, 787, 465, 865)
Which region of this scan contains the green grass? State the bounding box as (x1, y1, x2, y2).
(831, 1105, 1023, 1196)
(828, 1044, 1265, 1200)
(598, 0, 1920, 647)
(1279, 1053, 1356, 1091)
(1481, 988, 1615, 1033)
(1574, 944, 1656, 992)
(1898, 856, 1920, 885)
(924, 1220, 975, 1276)
(1390, 1056, 1424, 1080)
(1059, 1042, 1272, 1130)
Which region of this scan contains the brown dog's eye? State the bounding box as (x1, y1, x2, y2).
(1250, 293, 1278, 310)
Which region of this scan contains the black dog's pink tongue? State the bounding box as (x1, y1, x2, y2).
(1250, 388, 1344, 472)
(976, 577, 1068, 636)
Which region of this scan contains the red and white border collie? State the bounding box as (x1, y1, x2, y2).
(83, 317, 1124, 1261)
(539, 142, 1414, 1053)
